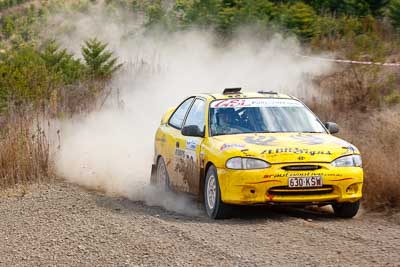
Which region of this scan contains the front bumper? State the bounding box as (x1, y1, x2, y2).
(217, 163, 363, 205)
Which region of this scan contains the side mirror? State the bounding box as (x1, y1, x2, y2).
(325, 122, 339, 134)
(181, 125, 204, 137)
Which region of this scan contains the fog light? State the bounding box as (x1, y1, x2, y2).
(346, 184, 359, 194)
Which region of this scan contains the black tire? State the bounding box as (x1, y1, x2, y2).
(204, 165, 231, 219)
(332, 201, 360, 218)
(153, 157, 169, 190)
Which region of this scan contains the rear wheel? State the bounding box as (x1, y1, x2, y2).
(153, 157, 169, 190)
(332, 201, 360, 218)
(204, 165, 231, 219)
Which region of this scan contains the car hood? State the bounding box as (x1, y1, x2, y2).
(211, 133, 359, 164)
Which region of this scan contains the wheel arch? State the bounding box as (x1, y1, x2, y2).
(150, 154, 163, 184)
(199, 161, 215, 202)
(155, 154, 162, 164)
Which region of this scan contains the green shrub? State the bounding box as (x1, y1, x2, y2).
(3, 16, 15, 39)
(0, 46, 59, 109)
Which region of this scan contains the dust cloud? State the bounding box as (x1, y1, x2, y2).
(50, 4, 333, 215)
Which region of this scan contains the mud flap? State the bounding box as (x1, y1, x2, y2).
(150, 164, 157, 185)
(198, 167, 205, 202)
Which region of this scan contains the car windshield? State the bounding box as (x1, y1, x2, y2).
(209, 98, 326, 136)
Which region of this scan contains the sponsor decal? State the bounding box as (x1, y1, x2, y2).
(346, 145, 358, 153)
(186, 139, 198, 150)
(264, 147, 332, 156)
(210, 98, 304, 108)
(220, 143, 246, 151)
(184, 149, 197, 161)
(245, 133, 352, 148)
(329, 140, 359, 153)
(289, 134, 325, 145)
(325, 173, 343, 177)
(266, 172, 343, 179)
(175, 148, 185, 158)
(244, 136, 278, 146)
(273, 172, 324, 178)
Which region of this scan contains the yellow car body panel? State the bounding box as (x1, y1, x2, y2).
(154, 92, 363, 206)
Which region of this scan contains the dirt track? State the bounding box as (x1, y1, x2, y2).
(1, 181, 399, 267)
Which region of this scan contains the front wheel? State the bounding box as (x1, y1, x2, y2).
(204, 166, 231, 219)
(332, 201, 360, 218)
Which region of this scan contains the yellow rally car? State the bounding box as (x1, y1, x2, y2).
(151, 88, 363, 219)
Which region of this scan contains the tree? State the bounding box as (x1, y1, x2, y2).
(367, 0, 389, 16)
(81, 38, 122, 79)
(282, 2, 317, 40)
(216, 0, 275, 34)
(389, 0, 400, 30)
(303, 0, 388, 17)
(41, 40, 84, 84)
(174, 0, 220, 28)
(145, 0, 165, 26)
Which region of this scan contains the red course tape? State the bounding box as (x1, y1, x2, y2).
(297, 54, 400, 67)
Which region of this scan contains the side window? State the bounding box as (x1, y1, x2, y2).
(184, 99, 206, 133)
(169, 97, 194, 129)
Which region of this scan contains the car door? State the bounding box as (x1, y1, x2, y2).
(164, 97, 195, 191)
(177, 98, 206, 195)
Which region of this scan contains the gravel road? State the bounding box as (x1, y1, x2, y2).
(1, 181, 399, 267)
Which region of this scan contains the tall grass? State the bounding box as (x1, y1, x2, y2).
(310, 65, 400, 211)
(339, 110, 400, 211)
(0, 113, 52, 188)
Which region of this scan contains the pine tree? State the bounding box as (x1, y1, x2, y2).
(81, 38, 122, 79)
(41, 40, 84, 84)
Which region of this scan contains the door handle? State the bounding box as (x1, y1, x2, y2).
(176, 141, 180, 148)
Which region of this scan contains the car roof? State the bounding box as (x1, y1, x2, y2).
(196, 91, 295, 101)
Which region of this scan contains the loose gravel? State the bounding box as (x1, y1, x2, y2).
(0, 181, 399, 266)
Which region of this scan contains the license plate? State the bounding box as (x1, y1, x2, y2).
(288, 176, 322, 188)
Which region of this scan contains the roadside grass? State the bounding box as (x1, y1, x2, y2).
(310, 65, 400, 211)
(0, 82, 113, 189)
(341, 110, 400, 211)
(0, 113, 52, 188)
(0, 35, 122, 189)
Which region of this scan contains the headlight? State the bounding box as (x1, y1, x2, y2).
(226, 157, 271, 169)
(331, 155, 362, 167)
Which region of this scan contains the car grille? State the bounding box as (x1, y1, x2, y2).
(268, 186, 333, 196)
(281, 165, 322, 171)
